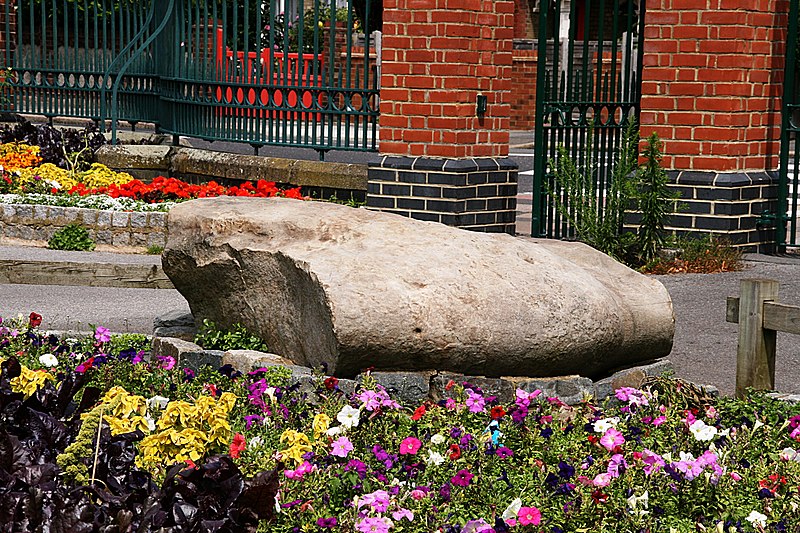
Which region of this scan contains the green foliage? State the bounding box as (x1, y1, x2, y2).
(637, 133, 681, 264)
(194, 318, 270, 352)
(47, 223, 96, 251)
(547, 119, 639, 262)
(0, 68, 12, 109)
(146, 244, 164, 255)
(644, 234, 742, 274)
(548, 122, 679, 266)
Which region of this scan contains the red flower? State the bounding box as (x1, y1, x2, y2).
(411, 404, 427, 421)
(75, 357, 95, 373)
(323, 376, 339, 391)
(591, 489, 608, 504)
(230, 433, 246, 458)
(445, 380, 456, 391)
(490, 406, 506, 420)
(448, 444, 461, 460)
(28, 312, 42, 328)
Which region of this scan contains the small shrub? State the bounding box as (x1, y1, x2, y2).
(194, 319, 270, 352)
(47, 223, 96, 251)
(643, 235, 743, 274)
(146, 244, 164, 255)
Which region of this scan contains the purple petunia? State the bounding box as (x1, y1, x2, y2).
(451, 469, 474, 487)
(316, 517, 338, 528)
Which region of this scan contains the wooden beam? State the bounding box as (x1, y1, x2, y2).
(764, 302, 800, 335)
(735, 279, 778, 398)
(726, 297, 739, 324)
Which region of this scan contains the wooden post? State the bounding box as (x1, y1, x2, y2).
(735, 279, 778, 398)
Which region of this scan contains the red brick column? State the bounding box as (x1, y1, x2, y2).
(640, 0, 787, 173)
(0, 1, 16, 68)
(378, 0, 514, 158)
(366, 0, 518, 234)
(640, 0, 789, 252)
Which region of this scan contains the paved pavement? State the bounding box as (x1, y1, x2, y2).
(2, 242, 799, 396)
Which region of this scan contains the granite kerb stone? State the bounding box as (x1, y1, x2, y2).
(150, 334, 675, 405)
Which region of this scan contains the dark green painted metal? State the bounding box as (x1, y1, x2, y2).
(531, 0, 646, 238)
(1, 0, 379, 154)
(777, 0, 799, 248)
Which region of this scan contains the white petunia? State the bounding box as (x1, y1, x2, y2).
(780, 447, 800, 462)
(501, 498, 522, 522)
(337, 405, 361, 429)
(593, 417, 619, 433)
(38, 353, 59, 368)
(431, 433, 445, 445)
(426, 450, 445, 466)
(689, 420, 718, 441)
(745, 510, 767, 527)
(147, 395, 170, 410)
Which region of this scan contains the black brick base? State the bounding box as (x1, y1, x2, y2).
(366, 156, 518, 234)
(636, 171, 778, 253)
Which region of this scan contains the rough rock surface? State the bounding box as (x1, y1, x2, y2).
(162, 197, 674, 379)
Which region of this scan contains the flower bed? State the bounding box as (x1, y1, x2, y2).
(0, 137, 305, 248)
(2, 313, 800, 531)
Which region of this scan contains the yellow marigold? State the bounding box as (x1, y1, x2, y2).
(78, 163, 134, 188)
(17, 164, 74, 189)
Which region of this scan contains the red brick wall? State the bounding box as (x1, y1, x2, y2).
(640, 0, 788, 172)
(0, 1, 17, 68)
(379, 0, 514, 158)
(510, 49, 536, 130)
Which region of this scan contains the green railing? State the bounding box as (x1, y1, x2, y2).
(1, 0, 380, 156)
(777, 0, 800, 248)
(531, 0, 646, 238)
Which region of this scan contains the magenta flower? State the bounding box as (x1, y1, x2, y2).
(399, 436, 422, 455)
(94, 326, 111, 343)
(466, 390, 485, 413)
(316, 517, 338, 528)
(641, 448, 665, 476)
(356, 517, 392, 533)
(600, 428, 625, 451)
(607, 454, 627, 478)
(331, 436, 353, 458)
(451, 469, 474, 487)
(392, 508, 414, 521)
(517, 506, 541, 526)
(496, 446, 514, 459)
(358, 490, 390, 513)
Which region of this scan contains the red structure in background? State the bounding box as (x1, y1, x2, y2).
(213, 28, 322, 120)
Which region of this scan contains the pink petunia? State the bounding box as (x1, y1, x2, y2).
(399, 436, 422, 455)
(600, 428, 625, 451)
(517, 506, 541, 526)
(331, 436, 354, 458)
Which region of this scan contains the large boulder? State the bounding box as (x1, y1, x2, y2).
(162, 197, 674, 379)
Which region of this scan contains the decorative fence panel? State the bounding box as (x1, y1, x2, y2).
(531, 0, 646, 238)
(777, 0, 800, 247)
(1, 0, 379, 156)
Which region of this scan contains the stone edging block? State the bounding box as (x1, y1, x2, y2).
(150, 335, 677, 405)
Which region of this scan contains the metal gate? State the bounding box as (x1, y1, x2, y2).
(777, 0, 800, 248)
(1, 0, 379, 156)
(531, 0, 646, 238)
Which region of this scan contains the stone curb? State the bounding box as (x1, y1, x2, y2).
(96, 145, 368, 192)
(150, 335, 677, 405)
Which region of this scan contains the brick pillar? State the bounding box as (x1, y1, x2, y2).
(640, 0, 788, 252)
(0, 0, 16, 68)
(366, 0, 518, 234)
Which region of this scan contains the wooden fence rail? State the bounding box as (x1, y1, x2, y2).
(726, 279, 800, 397)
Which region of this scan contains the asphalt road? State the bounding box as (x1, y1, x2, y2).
(1, 254, 799, 396)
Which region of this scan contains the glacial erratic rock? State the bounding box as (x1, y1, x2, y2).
(162, 196, 674, 379)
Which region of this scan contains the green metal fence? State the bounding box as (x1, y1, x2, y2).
(531, 0, 646, 238)
(1, 0, 380, 156)
(777, 0, 800, 248)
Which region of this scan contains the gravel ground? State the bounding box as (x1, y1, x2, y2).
(1, 252, 799, 397)
(654, 255, 800, 396)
